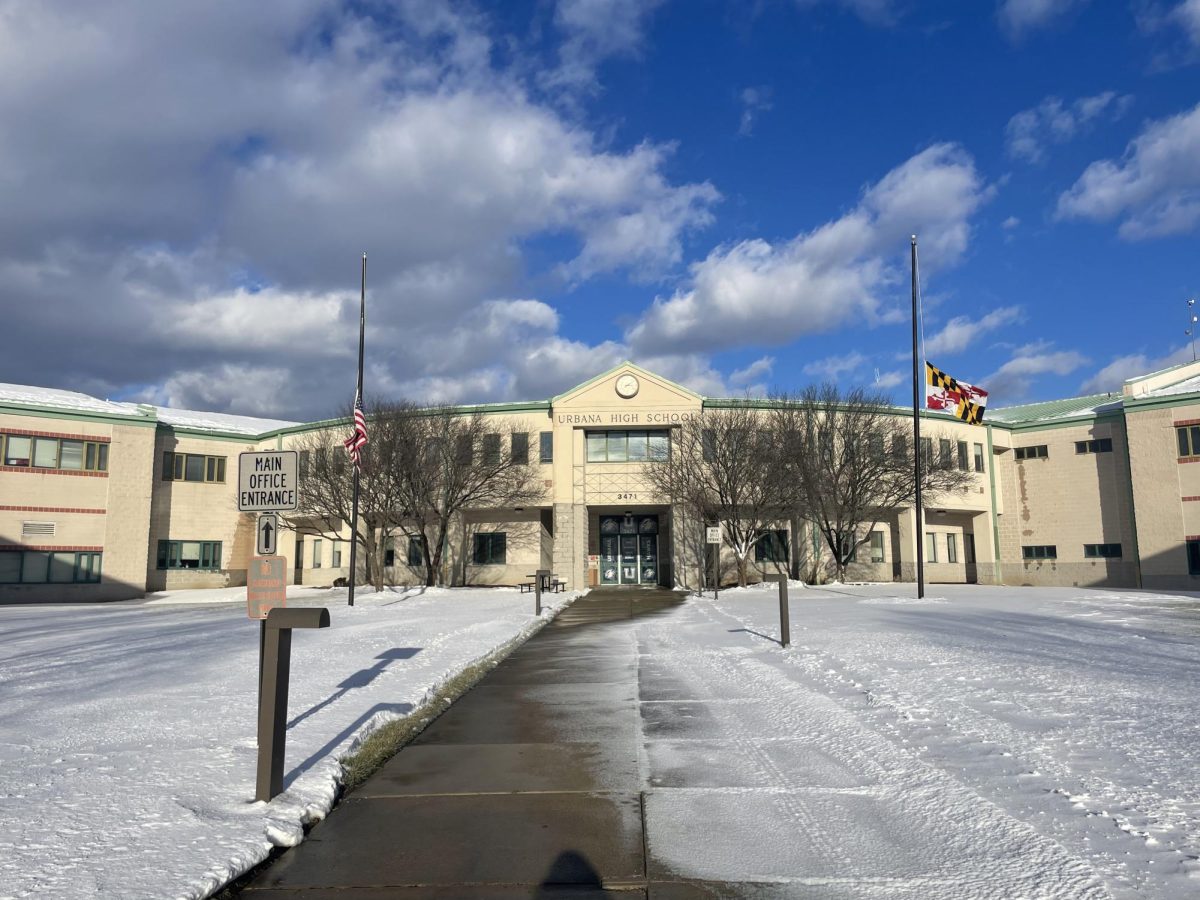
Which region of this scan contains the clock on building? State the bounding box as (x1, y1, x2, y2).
(615, 374, 639, 398)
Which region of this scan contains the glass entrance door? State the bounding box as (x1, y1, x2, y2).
(599, 514, 659, 585)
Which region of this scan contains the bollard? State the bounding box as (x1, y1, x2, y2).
(534, 568, 550, 615)
(256, 606, 330, 802)
(763, 574, 790, 648)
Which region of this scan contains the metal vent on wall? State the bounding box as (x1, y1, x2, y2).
(22, 521, 56, 537)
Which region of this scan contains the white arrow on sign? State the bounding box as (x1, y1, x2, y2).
(257, 513, 279, 556)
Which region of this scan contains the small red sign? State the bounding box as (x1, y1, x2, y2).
(247, 555, 287, 619)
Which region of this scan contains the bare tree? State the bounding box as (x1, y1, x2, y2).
(288, 399, 406, 591)
(387, 403, 546, 587)
(643, 405, 785, 587)
(773, 385, 976, 582)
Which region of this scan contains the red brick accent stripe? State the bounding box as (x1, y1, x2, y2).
(1187, 536, 1200, 542)
(1, 428, 110, 442)
(1184, 497, 1200, 502)
(1178, 457, 1200, 465)
(0, 466, 108, 477)
(0, 505, 106, 514)
(0, 544, 102, 552)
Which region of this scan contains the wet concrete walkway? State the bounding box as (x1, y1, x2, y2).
(240, 588, 689, 898)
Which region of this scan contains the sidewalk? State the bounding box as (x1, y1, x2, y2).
(239, 588, 682, 898)
(239, 587, 1109, 899)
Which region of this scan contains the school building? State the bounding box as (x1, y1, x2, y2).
(3, 359, 1200, 602)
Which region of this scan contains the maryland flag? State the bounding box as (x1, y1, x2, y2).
(926, 361, 988, 425)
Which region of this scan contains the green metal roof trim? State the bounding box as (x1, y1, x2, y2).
(983, 394, 1121, 425)
(0, 401, 158, 428)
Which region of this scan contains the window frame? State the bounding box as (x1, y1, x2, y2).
(869, 531, 885, 563)
(946, 533, 958, 564)
(407, 535, 426, 567)
(973, 442, 985, 473)
(539, 431, 553, 463)
(925, 532, 937, 563)
(156, 540, 222, 570)
(754, 529, 789, 563)
(1015, 445, 1048, 460)
(585, 430, 670, 463)
(1083, 543, 1122, 558)
(1021, 545, 1057, 560)
(163, 451, 226, 483)
(472, 532, 507, 565)
(511, 431, 529, 466)
(1075, 438, 1113, 455)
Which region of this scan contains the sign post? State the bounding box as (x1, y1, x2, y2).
(247, 555, 287, 715)
(706, 526, 721, 600)
(763, 574, 791, 648)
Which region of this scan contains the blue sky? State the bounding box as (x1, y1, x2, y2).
(3, 0, 1199, 418)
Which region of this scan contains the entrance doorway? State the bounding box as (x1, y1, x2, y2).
(598, 514, 659, 585)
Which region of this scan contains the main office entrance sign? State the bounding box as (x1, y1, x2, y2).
(238, 451, 299, 512)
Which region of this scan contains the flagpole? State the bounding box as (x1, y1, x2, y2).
(347, 253, 366, 607)
(911, 235, 925, 600)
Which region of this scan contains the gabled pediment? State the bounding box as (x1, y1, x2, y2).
(552, 362, 703, 410)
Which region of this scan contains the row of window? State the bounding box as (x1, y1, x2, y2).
(586, 430, 671, 463)
(162, 452, 226, 483)
(157, 540, 222, 570)
(304, 539, 344, 569)
(0, 551, 102, 584)
(925, 532, 964, 564)
(754, 530, 891, 564)
(383, 533, 505, 566)
(2, 433, 108, 472)
(1021, 543, 1123, 560)
(1015, 439, 1114, 461)
(919, 438, 987, 474)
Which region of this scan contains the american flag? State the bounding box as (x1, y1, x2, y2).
(343, 392, 369, 465)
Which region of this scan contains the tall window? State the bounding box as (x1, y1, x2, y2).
(539, 431, 553, 463)
(332, 542, 342, 568)
(384, 537, 395, 568)
(511, 432, 529, 465)
(755, 529, 788, 562)
(472, 532, 506, 565)
(456, 435, 473, 466)
(920, 438, 933, 468)
(870, 531, 885, 563)
(1177, 426, 1200, 459)
(702, 429, 716, 462)
(925, 532, 938, 563)
(482, 433, 501, 466)
(312, 539, 322, 568)
(163, 452, 226, 483)
(957, 441, 968, 471)
(157, 540, 222, 570)
(973, 443, 985, 473)
(408, 535, 425, 567)
(947, 533, 958, 563)
(939, 439, 952, 467)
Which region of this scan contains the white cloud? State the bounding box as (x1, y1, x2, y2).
(924, 306, 1023, 357)
(627, 143, 992, 356)
(873, 369, 905, 389)
(1002, 216, 1021, 229)
(1005, 92, 1132, 163)
(738, 86, 774, 137)
(0, 0, 722, 418)
(998, 0, 1088, 38)
(802, 351, 867, 377)
(1056, 101, 1200, 239)
(730, 356, 775, 386)
(1172, 0, 1200, 44)
(1079, 344, 1194, 393)
(542, 0, 667, 95)
(982, 341, 1089, 401)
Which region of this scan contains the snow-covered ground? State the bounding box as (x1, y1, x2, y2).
(0, 585, 573, 899)
(655, 582, 1200, 898)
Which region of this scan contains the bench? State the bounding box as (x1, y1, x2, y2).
(521, 574, 564, 593)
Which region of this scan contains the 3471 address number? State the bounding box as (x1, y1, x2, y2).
(615, 493, 638, 500)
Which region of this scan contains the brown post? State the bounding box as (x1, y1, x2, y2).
(256, 607, 331, 803)
(764, 574, 790, 648)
